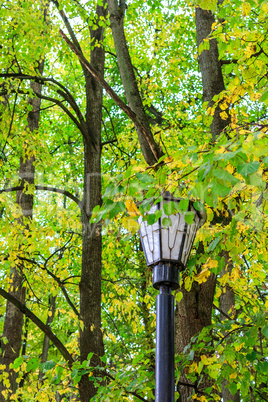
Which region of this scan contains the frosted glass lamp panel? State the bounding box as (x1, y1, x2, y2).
(138, 205, 160, 266)
(170, 214, 185, 261)
(150, 219, 160, 264)
(181, 212, 200, 265)
(139, 222, 153, 265)
(160, 225, 170, 260)
(160, 206, 176, 260)
(161, 214, 181, 260)
(160, 207, 186, 261)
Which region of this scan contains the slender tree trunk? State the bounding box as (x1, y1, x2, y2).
(78, 4, 106, 401)
(38, 295, 57, 384)
(0, 75, 43, 401)
(220, 253, 240, 402)
(140, 264, 155, 401)
(107, 0, 162, 165)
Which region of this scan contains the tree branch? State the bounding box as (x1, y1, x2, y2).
(103, 370, 148, 402)
(0, 88, 83, 133)
(0, 287, 74, 366)
(51, 0, 83, 53)
(18, 248, 80, 319)
(0, 185, 82, 209)
(59, 29, 161, 163)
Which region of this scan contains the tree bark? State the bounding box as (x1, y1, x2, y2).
(175, 6, 232, 402)
(0, 73, 43, 401)
(195, 7, 230, 140)
(219, 253, 240, 402)
(107, 0, 163, 165)
(175, 275, 216, 400)
(38, 295, 57, 384)
(78, 4, 106, 401)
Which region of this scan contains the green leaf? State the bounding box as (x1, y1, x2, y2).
(162, 217, 172, 227)
(187, 349, 194, 361)
(135, 172, 155, 184)
(212, 168, 240, 185)
(213, 151, 236, 161)
(26, 358, 39, 372)
(147, 213, 157, 225)
(11, 356, 24, 370)
(241, 379, 249, 397)
(260, 90, 268, 104)
(246, 351, 257, 361)
(179, 198, 189, 212)
(247, 173, 265, 188)
(237, 161, 260, 177)
(193, 201, 205, 212)
(109, 201, 125, 218)
(197, 0, 217, 11)
(263, 156, 268, 166)
(229, 382, 237, 396)
(210, 182, 231, 197)
(184, 211, 194, 225)
(163, 201, 180, 216)
(41, 360, 56, 371)
(262, 326, 268, 338)
(207, 237, 220, 252)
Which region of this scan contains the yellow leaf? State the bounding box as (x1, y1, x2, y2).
(206, 259, 218, 269)
(175, 291, 183, 303)
(126, 199, 141, 217)
(184, 276, 193, 291)
(201, 355, 208, 364)
(196, 267, 210, 284)
(230, 372, 237, 379)
(242, 2, 251, 16)
(226, 164, 234, 174)
(261, 3, 268, 14)
(220, 111, 229, 120)
(122, 216, 140, 234)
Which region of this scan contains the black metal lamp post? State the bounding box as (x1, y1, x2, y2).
(139, 194, 206, 402)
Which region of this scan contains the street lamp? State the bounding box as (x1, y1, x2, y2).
(139, 193, 206, 402)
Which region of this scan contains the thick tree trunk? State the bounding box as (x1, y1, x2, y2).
(175, 275, 216, 400)
(78, 5, 106, 401)
(107, 0, 163, 165)
(195, 7, 230, 140)
(195, 9, 238, 401)
(0, 77, 42, 401)
(175, 6, 232, 402)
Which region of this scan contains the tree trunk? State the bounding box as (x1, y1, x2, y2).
(38, 295, 57, 384)
(195, 7, 230, 140)
(175, 275, 216, 400)
(175, 6, 232, 402)
(220, 253, 240, 402)
(107, 0, 163, 165)
(78, 4, 106, 401)
(0, 75, 43, 401)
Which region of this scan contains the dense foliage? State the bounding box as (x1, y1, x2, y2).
(0, 0, 268, 401)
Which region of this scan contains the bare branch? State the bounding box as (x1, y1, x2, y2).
(0, 185, 82, 209)
(0, 287, 74, 366)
